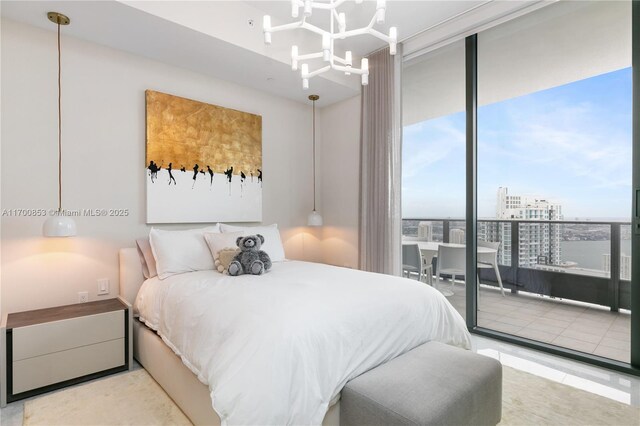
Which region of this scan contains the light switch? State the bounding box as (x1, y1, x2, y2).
(97, 278, 110, 296)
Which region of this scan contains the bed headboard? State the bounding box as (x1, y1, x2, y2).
(119, 248, 145, 306)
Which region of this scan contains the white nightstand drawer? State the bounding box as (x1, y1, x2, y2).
(12, 310, 124, 361)
(12, 338, 124, 394)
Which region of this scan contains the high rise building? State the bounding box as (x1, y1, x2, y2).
(480, 187, 563, 267)
(449, 229, 465, 244)
(603, 253, 632, 280)
(417, 221, 433, 241)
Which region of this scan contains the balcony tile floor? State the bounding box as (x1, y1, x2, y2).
(443, 280, 631, 363)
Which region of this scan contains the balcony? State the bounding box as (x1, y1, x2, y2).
(403, 218, 632, 363)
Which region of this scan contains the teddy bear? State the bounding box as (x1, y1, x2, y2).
(228, 234, 272, 276)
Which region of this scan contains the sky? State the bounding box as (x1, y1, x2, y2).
(402, 67, 633, 220)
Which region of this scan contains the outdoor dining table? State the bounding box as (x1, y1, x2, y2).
(401, 240, 503, 296)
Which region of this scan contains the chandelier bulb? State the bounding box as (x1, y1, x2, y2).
(263, 15, 272, 44)
(338, 12, 346, 34)
(304, 0, 312, 17)
(389, 27, 397, 55)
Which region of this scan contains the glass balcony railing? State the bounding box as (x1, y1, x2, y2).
(403, 218, 632, 312)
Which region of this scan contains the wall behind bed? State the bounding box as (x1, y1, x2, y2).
(1, 19, 322, 314)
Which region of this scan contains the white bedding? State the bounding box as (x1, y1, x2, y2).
(135, 260, 471, 425)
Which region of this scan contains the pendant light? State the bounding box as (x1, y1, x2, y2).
(307, 95, 323, 227)
(43, 12, 76, 237)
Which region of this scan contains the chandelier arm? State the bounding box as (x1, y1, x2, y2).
(300, 21, 326, 36)
(332, 63, 365, 75)
(306, 65, 331, 78)
(297, 52, 324, 61)
(270, 21, 304, 33)
(340, 21, 377, 39)
(333, 55, 347, 65)
(366, 14, 377, 30)
(368, 28, 392, 44)
(331, 8, 340, 22)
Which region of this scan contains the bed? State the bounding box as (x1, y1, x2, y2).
(119, 248, 471, 426)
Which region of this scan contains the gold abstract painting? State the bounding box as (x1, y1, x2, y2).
(145, 90, 263, 223)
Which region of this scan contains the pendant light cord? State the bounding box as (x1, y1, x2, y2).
(312, 98, 316, 212)
(57, 21, 62, 213)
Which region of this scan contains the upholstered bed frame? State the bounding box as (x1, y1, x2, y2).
(118, 248, 340, 426)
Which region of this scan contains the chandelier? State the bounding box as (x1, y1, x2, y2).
(262, 0, 397, 90)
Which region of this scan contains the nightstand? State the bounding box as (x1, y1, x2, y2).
(0, 297, 132, 406)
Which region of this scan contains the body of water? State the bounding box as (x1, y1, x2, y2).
(561, 240, 631, 271)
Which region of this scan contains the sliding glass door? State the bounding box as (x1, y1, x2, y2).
(402, 0, 639, 374)
(469, 0, 638, 372)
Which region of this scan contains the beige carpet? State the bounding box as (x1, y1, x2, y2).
(500, 367, 639, 426)
(24, 370, 191, 426)
(23, 366, 639, 426)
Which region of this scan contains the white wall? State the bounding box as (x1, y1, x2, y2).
(1, 19, 322, 315)
(318, 95, 361, 269)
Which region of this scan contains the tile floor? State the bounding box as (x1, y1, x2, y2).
(472, 335, 640, 407)
(444, 279, 632, 363)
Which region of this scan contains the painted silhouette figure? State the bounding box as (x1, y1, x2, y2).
(180, 166, 186, 173)
(257, 169, 262, 183)
(167, 163, 176, 185)
(251, 171, 254, 182)
(240, 171, 246, 183)
(192, 164, 199, 189)
(148, 161, 159, 183)
(224, 167, 233, 183)
(224, 166, 233, 195)
(207, 166, 214, 187)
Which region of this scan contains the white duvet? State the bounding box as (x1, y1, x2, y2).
(135, 260, 471, 425)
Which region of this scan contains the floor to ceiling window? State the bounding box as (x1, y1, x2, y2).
(402, 0, 637, 372)
(475, 0, 632, 364)
(401, 40, 467, 298)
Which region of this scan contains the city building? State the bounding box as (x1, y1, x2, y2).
(603, 253, 632, 280)
(417, 221, 433, 241)
(449, 228, 465, 244)
(479, 187, 563, 267)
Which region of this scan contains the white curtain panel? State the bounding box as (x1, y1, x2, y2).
(359, 44, 403, 275)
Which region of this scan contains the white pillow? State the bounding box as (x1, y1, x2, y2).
(220, 223, 286, 262)
(149, 225, 221, 279)
(204, 231, 243, 273)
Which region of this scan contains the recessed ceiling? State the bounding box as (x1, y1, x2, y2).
(1, 1, 544, 107)
(247, 1, 485, 56)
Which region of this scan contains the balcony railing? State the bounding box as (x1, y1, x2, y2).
(403, 218, 632, 312)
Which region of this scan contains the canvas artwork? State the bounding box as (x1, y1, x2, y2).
(145, 90, 262, 223)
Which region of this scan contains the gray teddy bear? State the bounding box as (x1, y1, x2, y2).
(228, 234, 272, 276)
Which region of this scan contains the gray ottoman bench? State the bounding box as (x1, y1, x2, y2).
(340, 341, 502, 426)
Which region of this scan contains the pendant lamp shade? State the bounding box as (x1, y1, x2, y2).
(43, 12, 76, 237)
(307, 210, 323, 227)
(43, 215, 77, 237)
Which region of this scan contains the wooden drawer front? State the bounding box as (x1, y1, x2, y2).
(12, 338, 124, 394)
(13, 310, 124, 361)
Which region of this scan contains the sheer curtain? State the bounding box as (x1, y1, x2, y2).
(359, 45, 403, 275)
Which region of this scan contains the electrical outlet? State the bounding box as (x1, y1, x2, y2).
(78, 291, 89, 303)
(97, 278, 110, 296)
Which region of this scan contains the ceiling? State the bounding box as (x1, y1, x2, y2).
(1, 1, 544, 107)
(246, 1, 484, 56)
